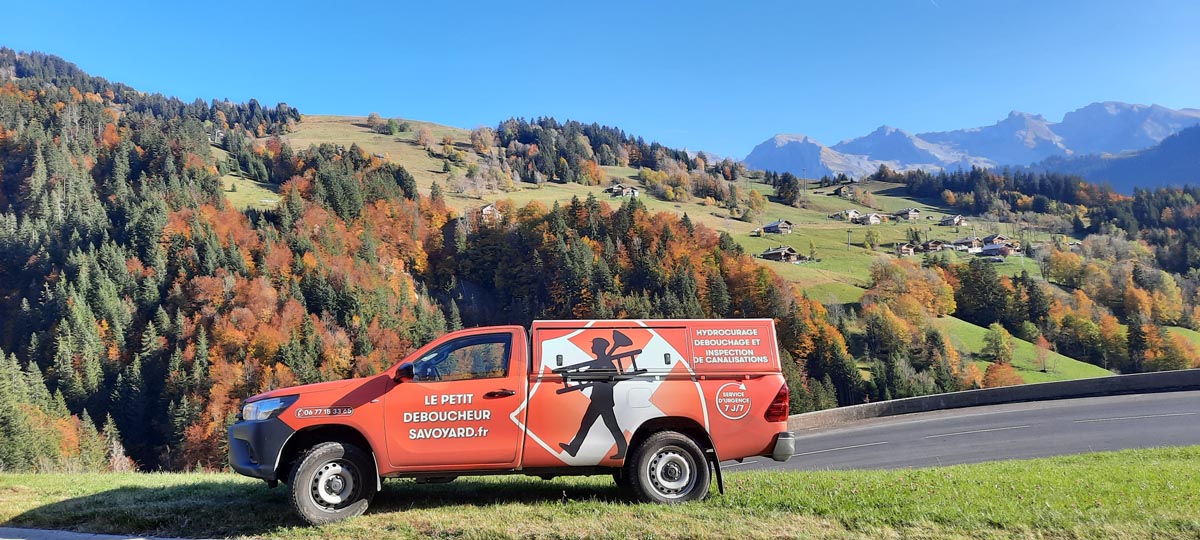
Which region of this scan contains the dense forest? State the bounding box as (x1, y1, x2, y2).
(0, 50, 865, 473)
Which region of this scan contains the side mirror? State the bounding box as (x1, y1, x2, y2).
(394, 362, 415, 383)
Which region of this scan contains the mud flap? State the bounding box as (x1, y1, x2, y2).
(704, 447, 724, 495)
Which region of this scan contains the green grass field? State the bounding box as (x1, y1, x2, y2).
(210, 146, 281, 211)
(2, 446, 1197, 539)
(221, 176, 280, 211)
(931, 316, 1112, 383)
(277, 115, 475, 207)
(1166, 326, 1200, 349)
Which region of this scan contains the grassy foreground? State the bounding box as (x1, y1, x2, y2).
(1, 447, 1197, 539)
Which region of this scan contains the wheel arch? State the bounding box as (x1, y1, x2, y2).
(276, 424, 381, 490)
(629, 416, 714, 456)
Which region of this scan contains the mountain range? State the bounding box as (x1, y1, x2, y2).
(744, 102, 1200, 189)
(1024, 125, 1200, 193)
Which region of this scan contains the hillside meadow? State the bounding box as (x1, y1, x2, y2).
(268, 115, 1095, 385)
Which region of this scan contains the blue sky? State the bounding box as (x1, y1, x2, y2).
(5, 0, 1198, 158)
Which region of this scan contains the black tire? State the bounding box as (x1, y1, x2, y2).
(288, 441, 377, 525)
(620, 431, 710, 503)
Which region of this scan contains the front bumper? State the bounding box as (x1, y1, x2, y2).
(770, 431, 795, 462)
(228, 417, 295, 482)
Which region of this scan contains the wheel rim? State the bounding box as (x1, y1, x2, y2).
(310, 460, 358, 509)
(647, 445, 696, 499)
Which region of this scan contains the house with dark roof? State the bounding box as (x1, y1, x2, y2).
(981, 243, 1012, 257)
(760, 245, 801, 262)
(606, 183, 639, 197)
(984, 234, 1021, 251)
(829, 209, 863, 221)
(853, 213, 882, 225)
(940, 214, 968, 226)
(762, 219, 794, 234)
(952, 237, 983, 253)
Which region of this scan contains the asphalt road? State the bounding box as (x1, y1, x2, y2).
(728, 390, 1200, 472)
(0, 529, 197, 540)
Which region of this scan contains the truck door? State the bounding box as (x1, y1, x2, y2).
(383, 328, 526, 470)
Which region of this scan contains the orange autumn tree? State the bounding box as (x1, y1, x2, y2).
(982, 362, 1023, 388)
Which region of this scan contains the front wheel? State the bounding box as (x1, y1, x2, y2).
(621, 431, 711, 503)
(288, 441, 377, 525)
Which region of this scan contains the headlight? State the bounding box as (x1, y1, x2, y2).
(241, 396, 297, 421)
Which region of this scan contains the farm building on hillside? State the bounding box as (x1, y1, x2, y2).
(763, 219, 794, 234)
(922, 240, 946, 252)
(829, 209, 863, 221)
(983, 234, 1020, 250)
(853, 213, 882, 225)
(952, 237, 983, 252)
(477, 203, 503, 224)
(606, 183, 639, 197)
(896, 242, 917, 256)
(981, 243, 1012, 257)
(832, 186, 857, 198)
(760, 245, 801, 262)
(894, 208, 921, 221)
(984, 234, 1022, 253)
(940, 214, 968, 226)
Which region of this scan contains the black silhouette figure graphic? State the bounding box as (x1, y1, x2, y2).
(555, 330, 645, 460)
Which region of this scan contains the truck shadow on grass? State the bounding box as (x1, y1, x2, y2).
(3, 477, 623, 538)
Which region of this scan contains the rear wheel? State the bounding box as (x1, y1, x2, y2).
(288, 441, 377, 525)
(621, 431, 710, 503)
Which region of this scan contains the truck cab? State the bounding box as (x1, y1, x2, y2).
(229, 319, 794, 524)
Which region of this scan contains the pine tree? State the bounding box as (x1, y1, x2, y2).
(102, 413, 133, 472)
(448, 299, 463, 331)
(50, 390, 70, 418)
(111, 358, 148, 464)
(0, 351, 50, 470)
(20, 147, 48, 216)
(933, 358, 958, 393)
(153, 307, 171, 341)
(1126, 320, 1147, 373)
(192, 327, 210, 389)
(778, 349, 811, 413)
(430, 181, 444, 205)
(78, 410, 108, 471)
(168, 395, 197, 450)
(165, 347, 185, 397)
(22, 359, 53, 411)
(1022, 271, 1052, 328)
(51, 324, 86, 408)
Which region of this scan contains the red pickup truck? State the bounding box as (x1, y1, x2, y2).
(229, 319, 794, 524)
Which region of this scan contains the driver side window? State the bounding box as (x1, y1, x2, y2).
(414, 334, 511, 382)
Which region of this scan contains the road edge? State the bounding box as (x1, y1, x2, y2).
(788, 367, 1200, 431)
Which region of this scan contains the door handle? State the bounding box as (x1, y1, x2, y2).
(484, 389, 516, 399)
